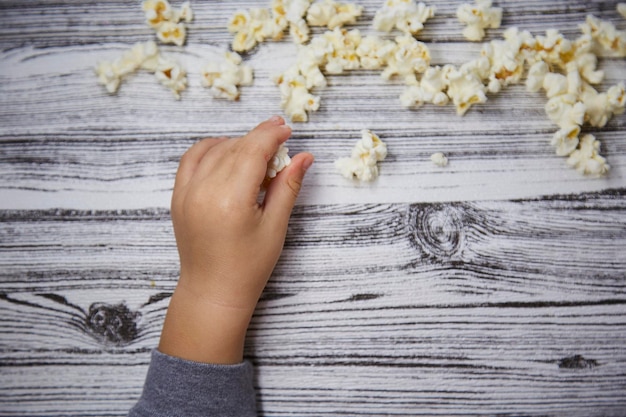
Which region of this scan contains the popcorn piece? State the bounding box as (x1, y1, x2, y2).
(542, 72, 568, 98)
(567, 134, 610, 176)
(580, 82, 626, 127)
(154, 57, 187, 99)
(290, 18, 311, 44)
(228, 7, 288, 52)
(282, 0, 314, 44)
(580, 15, 626, 57)
(400, 65, 449, 107)
(336, 130, 388, 182)
(267, 144, 291, 178)
(525, 61, 549, 92)
(551, 125, 580, 157)
(156, 21, 187, 46)
(456, 0, 502, 42)
(356, 35, 396, 70)
(430, 152, 448, 167)
(274, 66, 321, 122)
(544, 93, 585, 130)
(444, 65, 487, 115)
(534, 29, 575, 66)
(201, 52, 254, 101)
(95, 41, 160, 94)
(143, 0, 193, 45)
(619, 3, 626, 19)
(321, 28, 362, 74)
(306, 0, 363, 29)
(373, 0, 435, 35)
(382, 34, 431, 83)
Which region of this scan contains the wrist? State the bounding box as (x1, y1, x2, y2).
(158, 284, 254, 364)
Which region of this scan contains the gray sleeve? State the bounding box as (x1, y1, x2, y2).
(129, 350, 257, 417)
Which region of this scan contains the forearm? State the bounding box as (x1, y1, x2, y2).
(158, 283, 255, 364)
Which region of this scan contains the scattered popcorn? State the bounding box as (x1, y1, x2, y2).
(430, 152, 448, 167)
(580, 14, 626, 57)
(143, 0, 193, 45)
(153, 56, 187, 99)
(267, 144, 292, 178)
(619, 3, 626, 19)
(373, 0, 436, 35)
(336, 130, 388, 182)
(456, 0, 502, 41)
(567, 134, 610, 176)
(201, 52, 254, 101)
(306, 0, 363, 29)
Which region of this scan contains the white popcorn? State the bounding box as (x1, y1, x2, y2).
(551, 125, 581, 157)
(400, 65, 449, 107)
(481, 35, 526, 93)
(290, 18, 311, 44)
(544, 94, 585, 130)
(274, 66, 321, 122)
(619, 3, 626, 19)
(143, 0, 174, 28)
(382, 34, 431, 83)
(444, 65, 487, 115)
(156, 21, 186, 46)
(229, 7, 288, 52)
(456, 0, 502, 42)
(542, 72, 568, 98)
(430, 152, 448, 167)
(201, 52, 254, 101)
(534, 29, 574, 66)
(336, 130, 388, 182)
(154, 57, 187, 99)
(95, 41, 160, 94)
(306, 0, 363, 29)
(526, 61, 549, 92)
(143, 0, 192, 45)
(567, 134, 610, 176)
(580, 15, 626, 57)
(356, 35, 396, 70)
(267, 144, 291, 178)
(373, 0, 435, 35)
(580, 82, 626, 127)
(322, 28, 362, 74)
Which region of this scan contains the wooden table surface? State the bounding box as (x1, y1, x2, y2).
(1, 1, 625, 415)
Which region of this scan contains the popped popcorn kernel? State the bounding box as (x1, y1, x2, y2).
(551, 125, 581, 157)
(373, 0, 435, 35)
(143, 0, 193, 45)
(456, 0, 502, 42)
(95, 41, 161, 94)
(430, 152, 448, 167)
(619, 3, 626, 19)
(306, 0, 363, 30)
(267, 144, 291, 178)
(382, 34, 431, 83)
(580, 14, 626, 57)
(154, 57, 187, 99)
(274, 66, 321, 122)
(201, 52, 254, 101)
(567, 134, 610, 176)
(444, 65, 487, 116)
(356, 35, 396, 70)
(336, 130, 388, 182)
(228, 7, 288, 52)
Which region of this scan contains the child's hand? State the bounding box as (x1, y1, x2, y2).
(159, 116, 314, 364)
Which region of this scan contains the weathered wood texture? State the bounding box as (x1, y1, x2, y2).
(0, 0, 625, 208)
(1, 0, 626, 416)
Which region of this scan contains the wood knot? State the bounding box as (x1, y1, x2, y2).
(408, 203, 466, 262)
(86, 303, 140, 346)
(558, 355, 599, 369)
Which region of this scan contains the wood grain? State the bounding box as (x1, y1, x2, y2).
(2, 189, 626, 415)
(1, 0, 626, 415)
(0, 1, 625, 209)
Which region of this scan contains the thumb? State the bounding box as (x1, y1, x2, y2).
(263, 152, 314, 229)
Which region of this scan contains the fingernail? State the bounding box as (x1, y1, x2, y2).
(302, 157, 314, 172)
(269, 115, 282, 124)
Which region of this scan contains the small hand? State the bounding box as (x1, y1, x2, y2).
(159, 116, 314, 364)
